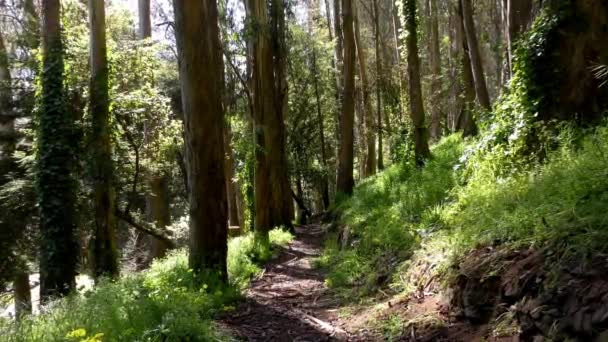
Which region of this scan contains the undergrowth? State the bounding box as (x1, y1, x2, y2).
(0, 228, 293, 341)
(321, 124, 608, 296)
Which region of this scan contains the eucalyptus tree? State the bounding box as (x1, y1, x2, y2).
(172, 0, 228, 280)
(336, 0, 356, 195)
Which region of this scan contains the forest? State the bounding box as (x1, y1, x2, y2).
(0, 0, 607, 340)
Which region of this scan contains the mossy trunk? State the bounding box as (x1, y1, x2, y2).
(173, 0, 228, 281)
(404, 0, 431, 165)
(38, 0, 79, 300)
(145, 175, 171, 260)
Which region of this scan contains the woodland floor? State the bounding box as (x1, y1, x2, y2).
(220, 223, 380, 341)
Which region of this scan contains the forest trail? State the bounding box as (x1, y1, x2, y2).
(220, 224, 371, 341)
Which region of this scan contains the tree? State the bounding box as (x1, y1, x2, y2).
(248, 0, 294, 241)
(172, 0, 228, 280)
(372, 0, 384, 170)
(456, 0, 478, 137)
(353, 0, 376, 177)
(336, 0, 356, 195)
(427, 0, 442, 140)
(38, 0, 79, 299)
(403, 0, 431, 165)
(460, 0, 491, 110)
(504, 0, 533, 77)
(138, 0, 151, 39)
(89, 0, 119, 279)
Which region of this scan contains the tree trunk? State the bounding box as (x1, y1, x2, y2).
(249, 0, 294, 242)
(428, 0, 442, 140)
(39, 0, 79, 300)
(145, 175, 171, 259)
(336, 0, 356, 195)
(457, 0, 479, 137)
(138, 0, 151, 39)
(311, 42, 330, 210)
(404, 0, 431, 165)
(0, 28, 13, 180)
(172, 0, 228, 281)
(460, 0, 491, 110)
(139, 0, 172, 261)
(14, 270, 31, 320)
(505, 0, 533, 77)
(373, 0, 384, 171)
(89, 0, 119, 279)
(224, 122, 240, 227)
(353, 1, 375, 177)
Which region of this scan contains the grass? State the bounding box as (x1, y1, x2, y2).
(0, 228, 293, 341)
(321, 125, 608, 296)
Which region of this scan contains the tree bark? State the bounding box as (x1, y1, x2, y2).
(89, 0, 119, 279)
(248, 0, 294, 242)
(373, 0, 384, 170)
(336, 0, 356, 195)
(224, 122, 240, 227)
(456, 0, 479, 137)
(460, 0, 491, 110)
(428, 0, 442, 140)
(404, 0, 431, 165)
(39, 0, 79, 300)
(353, 1, 375, 177)
(172, 0, 228, 280)
(138, 0, 152, 39)
(14, 270, 31, 320)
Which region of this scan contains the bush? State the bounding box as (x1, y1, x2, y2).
(0, 228, 293, 341)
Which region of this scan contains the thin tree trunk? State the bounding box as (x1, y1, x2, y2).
(224, 122, 240, 227)
(89, 0, 119, 279)
(39, 0, 79, 300)
(373, 0, 384, 170)
(311, 43, 330, 209)
(428, 0, 442, 140)
(336, 0, 356, 195)
(172, 0, 228, 280)
(353, 1, 375, 177)
(460, 0, 491, 110)
(404, 0, 431, 165)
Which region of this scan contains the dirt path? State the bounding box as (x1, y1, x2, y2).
(220, 224, 359, 341)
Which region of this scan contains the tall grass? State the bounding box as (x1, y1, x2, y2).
(323, 125, 608, 294)
(0, 228, 293, 341)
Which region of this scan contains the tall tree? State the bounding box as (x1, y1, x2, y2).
(404, 0, 431, 165)
(460, 0, 491, 110)
(373, 0, 384, 170)
(89, 0, 119, 279)
(38, 0, 79, 299)
(172, 0, 228, 280)
(138, 0, 172, 260)
(336, 0, 356, 195)
(456, 0, 478, 137)
(138, 0, 151, 39)
(353, 0, 375, 177)
(248, 0, 294, 241)
(427, 0, 442, 140)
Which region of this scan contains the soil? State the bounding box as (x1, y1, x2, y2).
(220, 223, 379, 341)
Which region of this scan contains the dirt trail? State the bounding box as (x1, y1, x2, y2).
(220, 224, 366, 341)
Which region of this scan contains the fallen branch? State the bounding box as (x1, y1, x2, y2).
(115, 209, 176, 249)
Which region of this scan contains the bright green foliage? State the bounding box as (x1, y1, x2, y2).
(320, 135, 464, 293)
(0, 228, 293, 341)
(325, 123, 608, 296)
